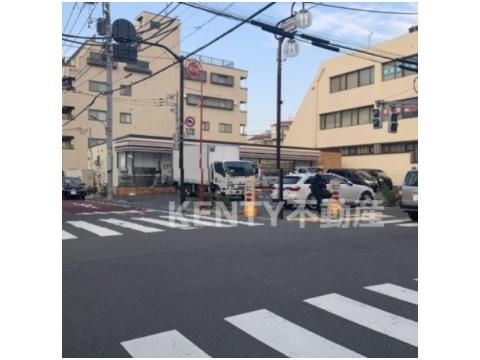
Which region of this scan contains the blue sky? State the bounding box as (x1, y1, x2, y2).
(62, 1, 418, 135)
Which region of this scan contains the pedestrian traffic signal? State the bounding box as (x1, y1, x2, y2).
(372, 108, 382, 129)
(388, 107, 399, 133)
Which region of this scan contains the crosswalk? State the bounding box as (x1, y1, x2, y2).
(121, 279, 418, 358)
(63, 214, 264, 240)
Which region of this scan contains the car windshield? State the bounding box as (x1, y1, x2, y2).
(356, 170, 375, 180)
(283, 176, 301, 184)
(404, 171, 418, 186)
(63, 177, 81, 186)
(224, 161, 254, 176)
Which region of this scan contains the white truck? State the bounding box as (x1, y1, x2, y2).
(173, 143, 255, 198)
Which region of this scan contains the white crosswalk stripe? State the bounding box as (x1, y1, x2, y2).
(396, 222, 418, 227)
(184, 214, 264, 226)
(121, 330, 210, 358)
(304, 293, 417, 347)
(225, 309, 363, 357)
(66, 220, 122, 237)
(159, 215, 233, 228)
(62, 230, 77, 240)
(364, 283, 418, 305)
(376, 219, 410, 225)
(131, 217, 195, 229)
(99, 218, 164, 233)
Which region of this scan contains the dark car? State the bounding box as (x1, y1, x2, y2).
(361, 169, 393, 190)
(326, 168, 379, 192)
(62, 177, 86, 200)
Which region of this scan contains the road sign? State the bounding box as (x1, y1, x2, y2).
(185, 59, 202, 78)
(185, 116, 195, 128)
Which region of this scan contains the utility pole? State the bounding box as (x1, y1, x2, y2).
(276, 36, 285, 220)
(104, 2, 114, 200)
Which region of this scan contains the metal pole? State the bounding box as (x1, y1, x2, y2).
(179, 58, 186, 204)
(104, 2, 114, 200)
(276, 37, 284, 219)
(199, 79, 205, 203)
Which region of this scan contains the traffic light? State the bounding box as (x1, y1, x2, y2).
(388, 106, 399, 133)
(372, 106, 382, 129)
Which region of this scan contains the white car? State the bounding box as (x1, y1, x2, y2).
(271, 173, 375, 208)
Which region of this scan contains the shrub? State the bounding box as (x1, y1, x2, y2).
(381, 187, 401, 207)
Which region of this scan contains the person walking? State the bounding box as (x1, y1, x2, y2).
(310, 169, 329, 214)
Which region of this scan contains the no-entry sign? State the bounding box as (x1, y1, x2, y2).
(185, 116, 195, 128)
(185, 59, 202, 78)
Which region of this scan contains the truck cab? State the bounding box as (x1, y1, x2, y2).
(211, 160, 255, 197)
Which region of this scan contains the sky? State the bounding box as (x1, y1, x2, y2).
(62, 1, 418, 135)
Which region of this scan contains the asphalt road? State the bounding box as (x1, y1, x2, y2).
(63, 198, 418, 358)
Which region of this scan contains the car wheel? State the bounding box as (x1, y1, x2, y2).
(360, 192, 374, 206)
(306, 194, 317, 211)
(407, 211, 418, 222)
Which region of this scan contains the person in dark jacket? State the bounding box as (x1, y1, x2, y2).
(310, 169, 328, 213)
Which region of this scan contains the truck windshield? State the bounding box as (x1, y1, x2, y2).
(224, 161, 254, 176)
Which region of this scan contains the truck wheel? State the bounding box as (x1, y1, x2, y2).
(407, 211, 418, 222)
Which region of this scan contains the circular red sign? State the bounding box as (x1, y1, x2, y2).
(186, 60, 202, 78)
(185, 116, 195, 127)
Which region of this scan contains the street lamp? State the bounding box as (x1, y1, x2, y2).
(274, 4, 313, 219)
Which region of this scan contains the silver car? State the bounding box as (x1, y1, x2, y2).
(400, 168, 418, 221)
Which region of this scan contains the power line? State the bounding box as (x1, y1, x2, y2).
(64, 2, 276, 127)
(63, 3, 98, 57)
(307, 2, 418, 15)
(63, 2, 78, 33)
(62, 38, 102, 47)
(136, 2, 173, 33)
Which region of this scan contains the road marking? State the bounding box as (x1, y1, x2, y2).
(396, 222, 418, 227)
(376, 219, 410, 225)
(132, 217, 195, 229)
(365, 283, 418, 305)
(121, 329, 210, 358)
(66, 221, 122, 237)
(305, 293, 417, 347)
(62, 230, 77, 240)
(76, 210, 144, 216)
(99, 218, 164, 233)
(225, 309, 363, 358)
(185, 214, 264, 226)
(159, 215, 233, 228)
(414, 278, 418, 281)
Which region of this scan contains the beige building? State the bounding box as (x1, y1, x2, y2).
(284, 27, 418, 185)
(62, 11, 248, 185)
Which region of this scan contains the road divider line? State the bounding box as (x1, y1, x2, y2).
(396, 222, 418, 227)
(376, 219, 410, 225)
(364, 283, 418, 305)
(66, 221, 122, 237)
(121, 330, 210, 358)
(184, 214, 264, 226)
(305, 293, 417, 347)
(159, 215, 233, 228)
(132, 217, 195, 229)
(62, 230, 77, 240)
(225, 309, 363, 358)
(99, 218, 164, 233)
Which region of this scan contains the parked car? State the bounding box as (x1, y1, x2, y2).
(62, 177, 86, 200)
(271, 173, 375, 209)
(327, 168, 379, 192)
(399, 168, 418, 221)
(288, 167, 323, 176)
(361, 169, 393, 190)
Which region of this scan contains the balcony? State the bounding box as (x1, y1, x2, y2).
(124, 60, 152, 74)
(181, 52, 234, 69)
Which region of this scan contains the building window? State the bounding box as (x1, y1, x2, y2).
(330, 66, 374, 93)
(320, 105, 373, 130)
(124, 60, 151, 74)
(210, 72, 234, 86)
(381, 141, 417, 154)
(186, 94, 234, 111)
(240, 76, 248, 89)
(240, 124, 247, 136)
(382, 54, 418, 81)
(120, 112, 132, 124)
(62, 136, 74, 150)
(120, 85, 132, 96)
(87, 51, 106, 67)
(202, 121, 210, 131)
(88, 109, 107, 121)
(219, 123, 232, 133)
(89, 80, 108, 93)
(240, 101, 247, 112)
(185, 128, 195, 136)
(88, 138, 106, 148)
(185, 70, 207, 82)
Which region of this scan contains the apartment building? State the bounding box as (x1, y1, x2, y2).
(284, 27, 418, 185)
(62, 11, 248, 184)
